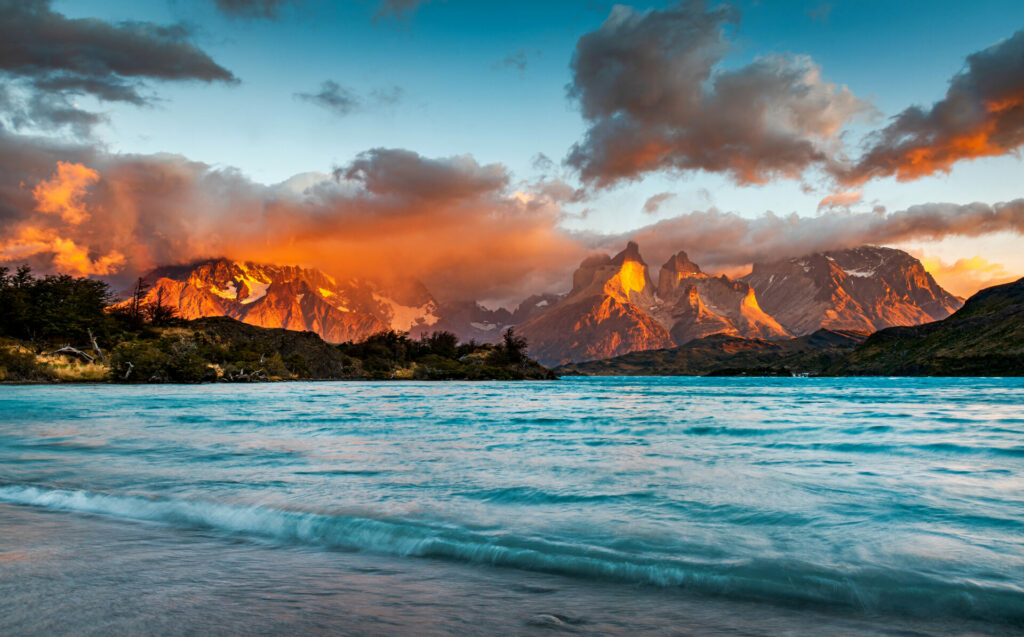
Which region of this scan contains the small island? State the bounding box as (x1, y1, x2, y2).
(0, 266, 556, 383)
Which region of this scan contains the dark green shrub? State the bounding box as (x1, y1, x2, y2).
(413, 354, 466, 380)
(110, 338, 216, 383)
(420, 331, 459, 359)
(284, 353, 310, 378)
(110, 341, 170, 382)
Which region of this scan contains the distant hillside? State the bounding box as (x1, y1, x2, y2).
(834, 277, 1024, 376)
(555, 329, 868, 376)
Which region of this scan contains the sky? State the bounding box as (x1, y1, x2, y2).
(2, 0, 1024, 304)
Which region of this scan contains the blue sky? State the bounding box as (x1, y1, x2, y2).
(59, 1, 1024, 195)
(15, 0, 1024, 296)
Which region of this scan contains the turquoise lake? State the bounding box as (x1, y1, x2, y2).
(1, 378, 1022, 635)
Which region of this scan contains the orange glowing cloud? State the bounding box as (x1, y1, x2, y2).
(837, 31, 1024, 185)
(918, 254, 1018, 298)
(886, 109, 1008, 182)
(0, 161, 125, 277)
(1, 147, 583, 303)
(32, 161, 100, 224)
(817, 190, 862, 210)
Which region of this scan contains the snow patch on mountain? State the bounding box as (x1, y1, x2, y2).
(373, 293, 439, 332)
(240, 279, 270, 304)
(210, 282, 237, 300)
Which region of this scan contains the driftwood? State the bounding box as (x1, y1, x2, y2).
(122, 361, 134, 380)
(224, 367, 268, 382)
(88, 328, 106, 363)
(48, 346, 95, 363)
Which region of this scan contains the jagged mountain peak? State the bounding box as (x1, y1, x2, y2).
(611, 240, 645, 265)
(569, 242, 654, 304)
(518, 242, 786, 365)
(657, 250, 706, 300)
(661, 250, 703, 276)
(519, 243, 958, 365)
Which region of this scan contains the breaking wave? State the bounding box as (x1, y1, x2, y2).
(2, 484, 1022, 624)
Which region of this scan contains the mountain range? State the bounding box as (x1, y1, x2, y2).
(128, 259, 437, 343)
(126, 244, 962, 365)
(517, 243, 960, 365)
(557, 275, 1024, 377)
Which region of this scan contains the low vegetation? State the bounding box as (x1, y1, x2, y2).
(0, 266, 555, 383)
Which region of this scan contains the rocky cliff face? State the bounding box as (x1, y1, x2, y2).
(653, 250, 789, 345)
(517, 242, 673, 366)
(128, 259, 440, 343)
(741, 246, 962, 335)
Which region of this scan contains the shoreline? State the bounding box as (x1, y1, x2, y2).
(5, 501, 1014, 637)
(6, 372, 1023, 386)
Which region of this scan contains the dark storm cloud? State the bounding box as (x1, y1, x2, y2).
(375, 0, 432, 19)
(835, 30, 1024, 185)
(643, 192, 676, 214)
(0, 1, 235, 84)
(211, 0, 297, 19)
(295, 81, 404, 117)
(565, 1, 868, 188)
(0, 0, 236, 133)
(336, 148, 509, 201)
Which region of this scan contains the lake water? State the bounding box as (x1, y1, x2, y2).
(1, 378, 1023, 635)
